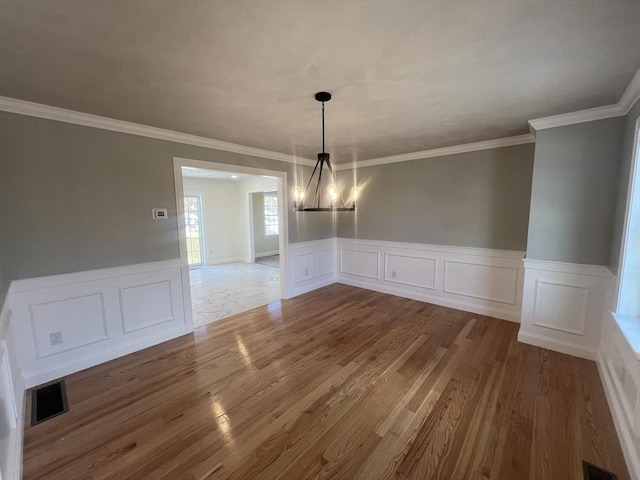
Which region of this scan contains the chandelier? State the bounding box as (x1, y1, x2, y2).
(293, 92, 358, 211)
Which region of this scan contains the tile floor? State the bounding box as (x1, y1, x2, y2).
(189, 261, 281, 328)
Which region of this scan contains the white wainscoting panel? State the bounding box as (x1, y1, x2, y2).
(443, 260, 518, 305)
(518, 259, 609, 360)
(336, 238, 524, 322)
(340, 249, 379, 279)
(597, 311, 640, 479)
(119, 280, 175, 333)
(292, 252, 314, 284)
(8, 259, 189, 388)
(317, 249, 336, 277)
(531, 281, 589, 335)
(0, 294, 23, 480)
(286, 238, 337, 298)
(384, 253, 436, 289)
(31, 293, 108, 358)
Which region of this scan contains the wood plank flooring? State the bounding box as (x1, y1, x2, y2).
(23, 284, 630, 480)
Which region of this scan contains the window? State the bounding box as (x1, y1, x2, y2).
(617, 119, 640, 319)
(613, 118, 640, 355)
(264, 192, 278, 237)
(184, 195, 204, 266)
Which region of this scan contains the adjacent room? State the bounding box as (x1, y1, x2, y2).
(0, 1, 639, 479)
(180, 166, 282, 327)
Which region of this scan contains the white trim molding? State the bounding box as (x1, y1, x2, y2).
(619, 68, 640, 115)
(7, 259, 190, 388)
(2, 69, 638, 171)
(529, 68, 640, 132)
(519, 259, 609, 360)
(0, 292, 24, 480)
(529, 104, 626, 132)
(0, 96, 535, 171)
(0, 96, 316, 167)
(597, 311, 640, 479)
(333, 134, 535, 170)
(522, 258, 611, 277)
(335, 238, 525, 322)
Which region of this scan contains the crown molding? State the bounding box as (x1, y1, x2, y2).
(5, 66, 638, 171)
(528, 104, 625, 131)
(619, 68, 640, 114)
(333, 134, 535, 170)
(529, 68, 640, 132)
(0, 96, 316, 167)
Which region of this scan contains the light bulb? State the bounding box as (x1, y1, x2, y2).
(327, 184, 338, 202)
(292, 186, 304, 202)
(351, 186, 359, 201)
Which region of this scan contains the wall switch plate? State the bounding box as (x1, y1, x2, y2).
(49, 331, 63, 346)
(152, 208, 168, 220)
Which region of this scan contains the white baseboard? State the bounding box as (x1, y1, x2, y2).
(518, 259, 609, 360)
(205, 256, 249, 265)
(289, 276, 337, 298)
(517, 330, 597, 360)
(335, 238, 524, 322)
(7, 259, 190, 388)
(255, 250, 279, 258)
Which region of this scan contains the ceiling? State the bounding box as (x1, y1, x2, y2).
(181, 166, 277, 185)
(182, 167, 246, 181)
(1, 1, 639, 163)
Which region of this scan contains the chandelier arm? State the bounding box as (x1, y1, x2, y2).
(324, 156, 347, 208)
(303, 158, 322, 207)
(315, 156, 324, 207)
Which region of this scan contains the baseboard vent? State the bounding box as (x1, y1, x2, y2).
(31, 380, 69, 426)
(583, 461, 619, 480)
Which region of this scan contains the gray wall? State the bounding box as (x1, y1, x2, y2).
(251, 192, 279, 256)
(336, 143, 535, 251)
(526, 117, 624, 265)
(0, 112, 335, 281)
(609, 98, 640, 274)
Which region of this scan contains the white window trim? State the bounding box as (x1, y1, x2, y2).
(614, 116, 640, 358)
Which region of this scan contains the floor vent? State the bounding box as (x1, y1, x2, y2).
(31, 380, 69, 426)
(583, 461, 619, 480)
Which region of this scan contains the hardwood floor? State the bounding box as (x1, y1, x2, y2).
(23, 284, 629, 480)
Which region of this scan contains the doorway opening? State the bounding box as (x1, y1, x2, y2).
(173, 158, 289, 329)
